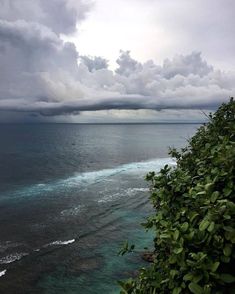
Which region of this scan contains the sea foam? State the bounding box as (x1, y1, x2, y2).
(46, 239, 75, 246)
(0, 270, 6, 277)
(2, 157, 175, 201)
(0, 252, 28, 264)
(65, 157, 175, 185)
(98, 187, 150, 204)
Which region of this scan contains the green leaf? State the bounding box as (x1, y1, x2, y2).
(211, 261, 220, 272)
(223, 188, 232, 197)
(211, 191, 219, 203)
(199, 219, 210, 231)
(188, 282, 203, 294)
(173, 247, 183, 254)
(220, 274, 235, 283)
(183, 273, 194, 281)
(223, 226, 234, 232)
(196, 191, 206, 196)
(187, 231, 195, 241)
(221, 255, 230, 263)
(173, 229, 180, 241)
(189, 212, 199, 223)
(170, 270, 178, 278)
(223, 244, 232, 257)
(181, 222, 189, 232)
(207, 221, 215, 232)
(173, 287, 182, 294)
(203, 285, 211, 294)
(192, 274, 203, 283)
(160, 233, 170, 239)
(205, 183, 213, 192)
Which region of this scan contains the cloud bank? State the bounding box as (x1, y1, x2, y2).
(0, 0, 234, 121)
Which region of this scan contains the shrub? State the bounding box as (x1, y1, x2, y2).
(119, 98, 235, 294)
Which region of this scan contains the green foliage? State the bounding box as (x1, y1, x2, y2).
(119, 98, 235, 293)
(119, 241, 135, 256)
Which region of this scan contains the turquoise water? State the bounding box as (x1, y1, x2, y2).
(0, 124, 200, 293)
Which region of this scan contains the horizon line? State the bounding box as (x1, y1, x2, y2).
(0, 121, 204, 125)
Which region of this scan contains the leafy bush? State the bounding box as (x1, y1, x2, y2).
(119, 98, 235, 294)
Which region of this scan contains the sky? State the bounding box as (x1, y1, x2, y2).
(0, 0, 234, 123)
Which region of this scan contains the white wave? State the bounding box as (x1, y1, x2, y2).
(47, 239, 75, 246)
(60, 205, 86, 216)
(98, 192, 122, 203)
(67, 157, 175, 185)
(0, 252, 28, 264)
(37, 184, 46, 187)
(3, 157, 175, 200)
(126, 187, 149, 194)
(57, 157, 175, 190)
(98, 187, 149, 204)
(0, 270, 6, 277)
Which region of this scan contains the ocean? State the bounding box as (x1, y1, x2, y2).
(0, 123, 200, 293)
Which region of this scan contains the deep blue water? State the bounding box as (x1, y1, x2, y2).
(0, 123, 200, 293)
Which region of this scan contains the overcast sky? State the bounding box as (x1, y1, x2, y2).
(0, 0, 234, 123)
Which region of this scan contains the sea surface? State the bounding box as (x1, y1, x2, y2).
(0, 123, 200, 293)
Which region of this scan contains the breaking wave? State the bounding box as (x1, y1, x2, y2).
(0, 269, 6, 278)
(1, 157, 175, 201)
(46, 239, 76, 246)
(0, 252, 28, 264)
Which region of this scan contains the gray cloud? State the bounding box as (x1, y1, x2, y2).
(80, 55, 108, 72)
(161, 52, 213, 79)
(0, 0, 234, 121)
(115, 50, 142, 77)
(0, 18, 82, 103)
(0, 0, 92, 34)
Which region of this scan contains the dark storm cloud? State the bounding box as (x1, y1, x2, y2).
(0, 0, 234, 120)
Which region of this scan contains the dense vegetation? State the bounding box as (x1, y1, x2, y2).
(119, 99, 235, 293)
